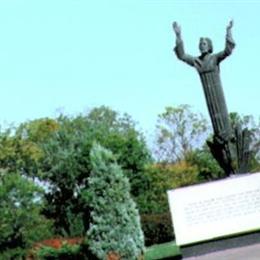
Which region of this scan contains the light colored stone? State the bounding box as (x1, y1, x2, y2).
(168, 172, 260, 245)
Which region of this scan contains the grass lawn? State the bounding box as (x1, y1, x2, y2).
(144, 241, 181, 260)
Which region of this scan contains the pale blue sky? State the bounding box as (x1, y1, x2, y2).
(0, 1, 259, 138)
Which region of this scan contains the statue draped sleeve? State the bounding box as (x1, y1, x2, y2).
(174, 38, 195, 67)
(215, 34, 236, 63)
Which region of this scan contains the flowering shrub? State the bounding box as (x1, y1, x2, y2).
(106, 252, 121, 260)
(28, 237, 85, 259)
(34, 237, 84, 250)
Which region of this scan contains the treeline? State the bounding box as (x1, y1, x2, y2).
(0, 105, 259, 258)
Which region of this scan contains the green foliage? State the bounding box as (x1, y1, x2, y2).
(137, 162, 199, 214)
(0, 107, 150, 248)
(86, 143, 144, 259)
(0, 247, 26, 260)
(0, 173, 53, 258)
(229, 112, 260, 172)
(38, 115, 92, 236)
(0, 118, 58, 176)
(30, 238, 97, 260)
(141, 213, 174, 246)
(36, 244, 84, 260)
(85, 106, 152, 196)
(1, 106, 151, 237)
(36, 244, 78, 259)
(0, 129, 43, 175)
(155, 105, 209, 163)
(144, 241, 181, 260)
(17, 118, 59, 144)
(186, 148, 225, 181)
(135, 162, 198, 246)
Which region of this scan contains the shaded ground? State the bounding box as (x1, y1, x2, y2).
(185, 243, 260, 260)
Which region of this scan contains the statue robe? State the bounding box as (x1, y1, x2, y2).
(174, 36, 235, 142)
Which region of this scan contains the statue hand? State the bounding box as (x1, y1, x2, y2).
(227, 20, 234, 31)
(173, 21, 181, 36)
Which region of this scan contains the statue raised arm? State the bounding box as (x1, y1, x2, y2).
(172, 21, 196, 66)
(215, 20, 235, 63)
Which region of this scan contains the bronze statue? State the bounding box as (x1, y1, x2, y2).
(172, 20, 249, 176)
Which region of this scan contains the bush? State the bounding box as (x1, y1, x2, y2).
(31, 238, 97, 260)
(0, 173, 53, 259)
(36, 244, 81, 260)
(136, 162, 199, 214)
(186, 148, 225, 181)
(135, 162, 198, 246)
(0, 247, 26, 260)
(85, 143, 144, 259)
(141, 213, 174, 246)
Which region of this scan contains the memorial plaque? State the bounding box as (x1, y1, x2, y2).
(168, 172, 260, 246)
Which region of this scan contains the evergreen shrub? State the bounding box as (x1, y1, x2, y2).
(85, 143, 144, 259)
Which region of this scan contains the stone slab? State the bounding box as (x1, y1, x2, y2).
(168, 172, 260, 246)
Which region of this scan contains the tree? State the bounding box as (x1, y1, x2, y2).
(9, 106, 151, 236)
(137, 162, 199, 215)
(0, 118, 58, 177)
(186, 146, 225, 181)
(86, 143, 144, 259)
(229, 112, 260, 172)
(38, 115, 91, 236)
(154, 105, 209, 163)
(84, 106, 152, 196)
(0, 173, 53, 259)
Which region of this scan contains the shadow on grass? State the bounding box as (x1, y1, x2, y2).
(144, 241, 182, 260)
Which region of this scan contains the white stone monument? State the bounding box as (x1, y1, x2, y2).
(168, 172, 260, 246)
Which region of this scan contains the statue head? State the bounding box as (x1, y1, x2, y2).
(199, 37, 213, 54)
